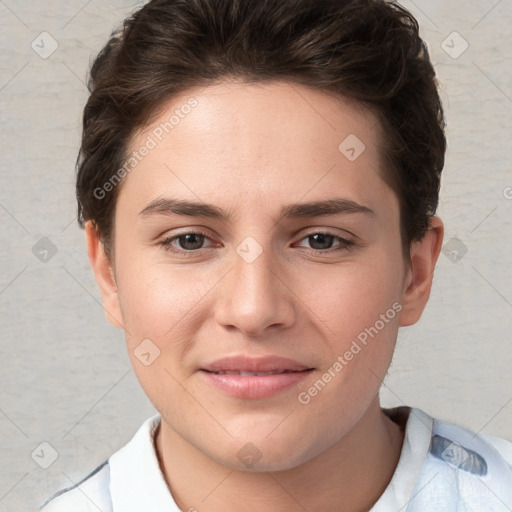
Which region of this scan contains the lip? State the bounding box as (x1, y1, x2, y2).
(200, 355, 314, 399)
(202, 355, 312, 373)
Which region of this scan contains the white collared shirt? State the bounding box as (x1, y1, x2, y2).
(39, 407, 512, 511)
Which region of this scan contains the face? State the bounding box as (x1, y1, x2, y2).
(90, 80, 431, 471)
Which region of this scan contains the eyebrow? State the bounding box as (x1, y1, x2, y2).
(139, 197, 375, 222)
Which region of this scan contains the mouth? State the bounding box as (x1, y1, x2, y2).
(199, 360, 314, 400)
(199, 356, 314, 399)
(201, 354, 313, 374)
(204, 369, 309, 376)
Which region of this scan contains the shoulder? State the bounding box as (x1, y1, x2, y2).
(411, 409, 512, 510)
(39, 460, 112, 512)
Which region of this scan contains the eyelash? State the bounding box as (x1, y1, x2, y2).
(158, 230, 355, 256)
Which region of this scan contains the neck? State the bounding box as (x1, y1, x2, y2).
(155, 397, 405, 512)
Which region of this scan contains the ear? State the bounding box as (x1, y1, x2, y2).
(85, 221, 124, 329)
(399, 216, 444, 327)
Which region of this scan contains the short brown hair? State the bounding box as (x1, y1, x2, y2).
(76, 0, 446, 264)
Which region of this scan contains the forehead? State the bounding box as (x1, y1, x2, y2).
(137, 79, 382, 160)
(120, 80, 394, 219)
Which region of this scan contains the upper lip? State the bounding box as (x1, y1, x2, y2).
(201, 355, 313, 373)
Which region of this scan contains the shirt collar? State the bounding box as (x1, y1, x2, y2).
(370, 407, 434, 511)
(109, 413, 181, 512)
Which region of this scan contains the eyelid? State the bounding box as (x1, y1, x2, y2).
(165, 228, 215, 243)
(297, 227, 355, 242)
(293, 230, 355, 251)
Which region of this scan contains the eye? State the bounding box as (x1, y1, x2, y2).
(158, 230, 354, 256)
(159, 230, 215, 254)
(295, 232, 355, 253)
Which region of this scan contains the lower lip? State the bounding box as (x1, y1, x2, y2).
(200, 370, 313, 399)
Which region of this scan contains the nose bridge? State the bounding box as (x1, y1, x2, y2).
(235, 235, 275, 296)
(215, 234, 295, 335)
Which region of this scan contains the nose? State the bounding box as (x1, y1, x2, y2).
(214, 240, 296, 337)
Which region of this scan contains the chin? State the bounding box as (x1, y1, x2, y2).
(214, 448, 310, 473)
(207, 431, 320, 473)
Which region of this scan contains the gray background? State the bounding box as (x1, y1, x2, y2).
(0, 1, 511, 510)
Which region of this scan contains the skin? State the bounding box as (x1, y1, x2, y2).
(86, 80, 444, 511)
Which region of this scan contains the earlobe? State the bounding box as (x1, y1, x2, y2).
(85, 221, 124, 329)
(399, 216, 444, 327)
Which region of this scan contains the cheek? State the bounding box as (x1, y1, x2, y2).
(293, 262, 403, 432)
(115, 260, 205, 405)
(115, 257, 247, 388)
(306, 256, 404, 409)
(115, 257, 206, 343)
(302, 253, 403, 335)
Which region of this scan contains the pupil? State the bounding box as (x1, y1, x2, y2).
(310, 234, 333, 250)
(180, 234, 204, 250)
